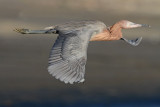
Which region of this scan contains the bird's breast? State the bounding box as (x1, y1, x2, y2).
(90, 29, 110, 41)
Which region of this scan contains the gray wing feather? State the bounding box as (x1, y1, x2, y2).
(48, 20, 106, 84)
(48, 33, 89, 84)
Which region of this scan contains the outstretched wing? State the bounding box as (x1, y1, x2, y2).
(48, 31, 91, 84)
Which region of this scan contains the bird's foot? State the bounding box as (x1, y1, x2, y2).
(14, 28, 30, 34)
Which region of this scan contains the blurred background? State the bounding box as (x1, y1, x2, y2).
(0, 0, 160, 107)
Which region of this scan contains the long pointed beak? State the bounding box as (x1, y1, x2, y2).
(140, 24, 151, 27)
(134, 23, 150, 28)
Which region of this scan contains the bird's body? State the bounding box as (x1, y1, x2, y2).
(14, 20, 149, 84)
(48, 21, 107, 83)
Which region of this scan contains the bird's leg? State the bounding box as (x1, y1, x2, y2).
(14, 28, 57, 34)
(14, 28, 30, 34)
(120, 37, 142, 46)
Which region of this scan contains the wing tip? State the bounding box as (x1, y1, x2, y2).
(48, 66, 85, 84)
(121, 37, 142, 46)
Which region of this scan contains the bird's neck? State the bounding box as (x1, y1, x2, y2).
(90, 23, 122, 41)
(109, 23, 122, 40)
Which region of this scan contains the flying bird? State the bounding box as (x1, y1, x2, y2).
(14, 20, 150, 84)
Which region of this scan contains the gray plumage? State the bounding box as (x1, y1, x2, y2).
(14, 20, 148, 84)
(48, 21, 106, 84)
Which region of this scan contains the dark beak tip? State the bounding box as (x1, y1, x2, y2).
(141, 24, 151, 28)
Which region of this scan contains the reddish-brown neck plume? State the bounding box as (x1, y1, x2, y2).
(90, 21, 122, 41)
(90, 20, 148, 41)
(109, 21, 122, 40)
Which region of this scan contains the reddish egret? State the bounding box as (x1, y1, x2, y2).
(14, 20, 149, 84)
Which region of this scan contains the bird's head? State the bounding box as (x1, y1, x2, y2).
(119, 20, 150, 29)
